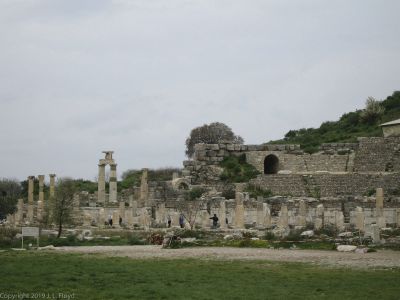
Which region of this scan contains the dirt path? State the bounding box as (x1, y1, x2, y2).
(54, 245, 400, 269)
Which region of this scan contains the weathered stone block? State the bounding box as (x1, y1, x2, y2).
(226, 144, 234, 151)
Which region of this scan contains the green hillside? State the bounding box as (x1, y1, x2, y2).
(269, 91, 400, 153)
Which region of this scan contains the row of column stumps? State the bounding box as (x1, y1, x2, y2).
(232, 186, 386, 233)
(25, 174, 56, 223)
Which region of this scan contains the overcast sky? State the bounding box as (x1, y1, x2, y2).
(1, 0, 399, 181)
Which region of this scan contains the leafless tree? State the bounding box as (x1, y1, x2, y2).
(52, 178, 77, 238)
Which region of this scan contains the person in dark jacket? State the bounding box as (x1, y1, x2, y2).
(210, 214, 219, 229)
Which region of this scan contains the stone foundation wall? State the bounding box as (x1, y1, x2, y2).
(353, 137, 400, 172)
(250, 173, 400, 197)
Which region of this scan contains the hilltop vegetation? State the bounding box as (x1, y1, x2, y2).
(269, 91, 400, 153)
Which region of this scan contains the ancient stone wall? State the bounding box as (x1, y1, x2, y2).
(250, 173, 400, 197)
(353, 137, 400, 172)
(183, 142, 355, 181)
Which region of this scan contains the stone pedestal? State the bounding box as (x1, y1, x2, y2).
(27, 204, 34, 223)
(278, 204, 289, 229)
(234, 192, 245, 229)
(156, 203, 166, 224)
(112, 210, 120, 227)
(335, 211, 345, 231)
(257, 203, 271, 228)
(201, 211, 209, 228)
(314, 204, 324, 230)
(119, 201, 125, 224)
(126, 208, 134, 226)
(297, 200, 307, 227)
(140, 208, 151, 229)
(99, 208, 105, 225)
(355, 207, 365, 231)
(365, 224, 380, 243)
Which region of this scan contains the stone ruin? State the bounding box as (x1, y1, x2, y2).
(7, 132, 400, 240)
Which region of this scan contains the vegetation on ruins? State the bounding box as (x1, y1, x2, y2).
(0, 178, 21, 220)
(219, 154, 260, 183)
(185, 122, 244, 158)
(52, 178, 77, 238)
(243, 183, 273, 198)
(270, 91, 400, 153)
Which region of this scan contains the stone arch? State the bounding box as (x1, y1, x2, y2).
(264, 154, 279, 174)
(172, 178, 191, 191)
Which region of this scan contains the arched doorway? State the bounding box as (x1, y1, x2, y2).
(264, 154, 279, 174)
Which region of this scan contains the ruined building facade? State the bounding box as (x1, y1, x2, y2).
(8, 133, 400, 237)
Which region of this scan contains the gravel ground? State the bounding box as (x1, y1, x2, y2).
(54, 245, 400, 269)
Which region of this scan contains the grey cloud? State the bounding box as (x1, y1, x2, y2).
(0, 0, 399, 180)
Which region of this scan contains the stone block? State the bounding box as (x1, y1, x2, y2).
(194, 144, 206, 151)
(209, 144, 220, 151)
(217, 150, 226, 157)
(226, 144, 234, 151)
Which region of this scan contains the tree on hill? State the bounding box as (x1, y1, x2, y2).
(0, 178, 21, 220)
(185, 122, 244, 158)
(360, 97, 385, 125)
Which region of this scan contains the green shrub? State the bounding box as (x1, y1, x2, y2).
(128, 234, 146, 245)
(219, 155, 260, 183)
(0, 227, 19, 248)
(221, 186, 236, 199)
(264, 231, 276, 241)
(244, 184, 273, 198)
(283, 230, 303, 242)
(242, 231, 258, 239)
(186, 187, 206, 201)
(314, 224, 337, 237)
(174, 229, 206, 239)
